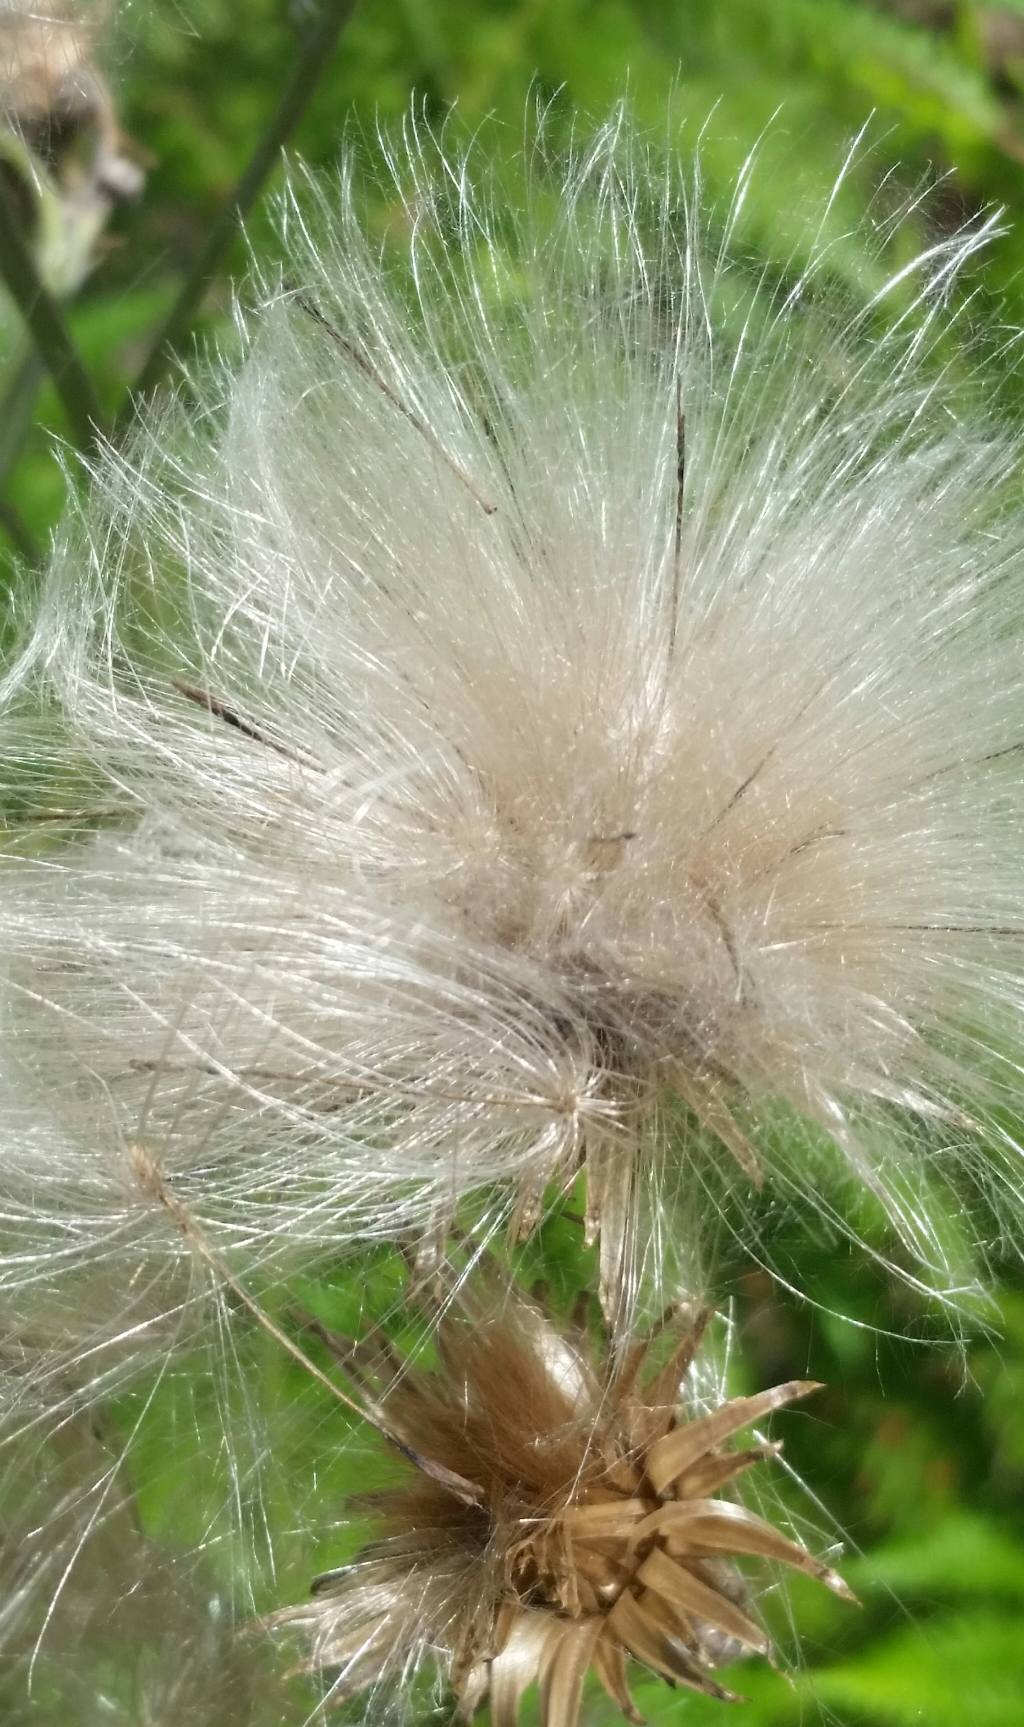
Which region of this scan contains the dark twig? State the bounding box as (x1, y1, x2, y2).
(119, 0, 360, 422)
(0, 176, 104, 451)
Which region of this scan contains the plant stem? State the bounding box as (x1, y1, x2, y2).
(0, 346, 45, 487)
(0, 179, 105, 452)
(0, 495, 40, 564)
(120, 0, 360, 421)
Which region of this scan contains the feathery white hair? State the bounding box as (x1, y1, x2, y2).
(0, 1411, 274, 1724)
(3, 111, 1024, 1356)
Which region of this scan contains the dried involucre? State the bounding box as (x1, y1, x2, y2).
(273, 1288, 851, 1720)
(3, 114, 1024, 1356)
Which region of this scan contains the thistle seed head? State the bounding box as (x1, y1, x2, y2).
(276, 1288, 852, 1721)
(3, 111, 1024, 1348)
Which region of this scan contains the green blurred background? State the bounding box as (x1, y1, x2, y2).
(3, 2, 1024, 1723)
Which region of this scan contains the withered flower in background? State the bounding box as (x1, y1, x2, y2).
(0, 0, 142, 295)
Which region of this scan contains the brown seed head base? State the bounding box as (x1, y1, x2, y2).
(276, 1289, 854, 1723)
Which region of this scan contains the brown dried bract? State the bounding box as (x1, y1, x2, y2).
(274, 1289, 853, 1722)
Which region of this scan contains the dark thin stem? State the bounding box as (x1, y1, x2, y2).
(296, 294, 498, 514)
(0, 178, 104, 451)
(0, 346, 46, 486)
(119, 0, 360, 422)
(0, 496, 41, 564)
(172, 676, 320, 766)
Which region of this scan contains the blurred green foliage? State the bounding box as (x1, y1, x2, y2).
(4, 1, 1024, 1723)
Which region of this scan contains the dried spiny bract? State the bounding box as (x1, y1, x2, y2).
(4, 116, 1024, 1331)
(276, 1293, 851, 1721)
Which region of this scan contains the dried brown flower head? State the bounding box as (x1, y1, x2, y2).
(0, 1, 141, 263)
(277, 1289, 853, 1721)
(0, 3, 97, 134)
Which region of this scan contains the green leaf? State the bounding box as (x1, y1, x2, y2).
(812, 1611, 1024, 1726)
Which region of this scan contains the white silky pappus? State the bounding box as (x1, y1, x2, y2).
(0, 1410, 275, 1726)
(3, 111, 1024, 1343)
